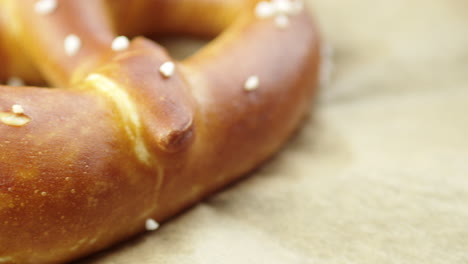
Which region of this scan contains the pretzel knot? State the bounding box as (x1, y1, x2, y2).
(0, 0, 320, 263)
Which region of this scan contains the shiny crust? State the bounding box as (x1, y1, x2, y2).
(0, 0, 320, 263)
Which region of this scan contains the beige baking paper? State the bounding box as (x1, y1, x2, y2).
(80, 0, 468, 263)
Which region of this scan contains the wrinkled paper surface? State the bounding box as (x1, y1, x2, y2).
(81, 0, 468, 263)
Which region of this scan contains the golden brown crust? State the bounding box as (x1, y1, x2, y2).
(0, 0, 320, 263)
(0, 2, 41, 85)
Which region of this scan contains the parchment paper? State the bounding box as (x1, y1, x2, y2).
(80, 0, 468, 263)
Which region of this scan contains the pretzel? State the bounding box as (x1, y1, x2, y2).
(0, 0, 320, 263)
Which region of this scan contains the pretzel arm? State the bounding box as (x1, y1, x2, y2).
(7, 0, 114, 86)
(0, 85, 164, 263)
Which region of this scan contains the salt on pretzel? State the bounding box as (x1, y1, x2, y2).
(0, 0, 320, 263)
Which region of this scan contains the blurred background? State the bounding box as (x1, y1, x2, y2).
(82, 0, 468, 263)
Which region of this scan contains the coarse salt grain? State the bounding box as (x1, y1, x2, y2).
(255, 1, 275, 18)
(11, 104, 24, 115)
(145, 219, 160, 231)
(111, 36, 130, 51)
(6, 77, 25, 87)
(64, 34, 81, 56)
(34, 0, 58, 15)
(159, 61, 176, 78)
(244, 75, 260, 91)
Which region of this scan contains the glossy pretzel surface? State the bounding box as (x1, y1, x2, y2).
(0, 0, 320, 263)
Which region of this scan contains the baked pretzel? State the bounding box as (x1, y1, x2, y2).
(0, 0, 320, 263)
